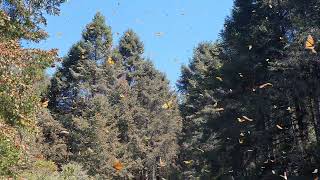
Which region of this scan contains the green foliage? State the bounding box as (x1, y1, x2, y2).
(0, 135, 20, 176)
(0, 0, 66, 41)
(20, 161, 91, 180)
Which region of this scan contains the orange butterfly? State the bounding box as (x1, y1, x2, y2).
(276, 124, 283, 130)
(259, 83, 273, 89)
(107, 57, 115, 65)
(41, 99, 49, 108)
(158, 157, 166, 167)
(216, 77, 223, 82)
(305, 35, 317, 54)
(213, 108, 224, 112)
(113, 160, 123, 171)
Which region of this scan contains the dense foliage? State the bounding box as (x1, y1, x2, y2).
(2, 0, 320, 179)
(178, 0, 320, 179)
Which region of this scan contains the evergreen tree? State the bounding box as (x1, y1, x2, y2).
(47, 13, 123, 177)
(177, 42, 226, 178)
(116, 30, 182, 179)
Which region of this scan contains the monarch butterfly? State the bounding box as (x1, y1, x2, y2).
(259, 83, 273, 89)
(155, 32, 164, 37)
(41, 99, 49, 108)
(107, 57, 115, 65)
(242, 116, 253, 122)
(237, 117, 246, 123)
(237, 116, 253, 123)
(113, 160, 123, 171)
(312, 169, 318, 174)
(276, 124, 283, 130)
(213, 108, 224, 112)
(280, 172, 288, 180)
(305, 35, 317, 54)
(183, 160, 194, 164)
(162, 100, 173, 109)
(213, 101, 218, 107)
(158, 157, 166, 167)
(216, 77, 223, 82)
(196, 147, 204, 153)
(60, 130, 69, 135)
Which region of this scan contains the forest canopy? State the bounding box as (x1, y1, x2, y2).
(1, 0, 320, 179)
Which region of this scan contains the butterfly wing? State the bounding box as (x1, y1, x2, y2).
(113, 161, 123, 171)
(305, 35, 317, 53)
(306, 35, 315, 49)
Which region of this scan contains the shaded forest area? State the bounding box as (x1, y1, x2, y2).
(1, 0, 320, 179)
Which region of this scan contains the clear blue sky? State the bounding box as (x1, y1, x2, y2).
(24, 0, 233, 88)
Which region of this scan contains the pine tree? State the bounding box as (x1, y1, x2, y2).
(177, 42, 227, 178)
(47, 13, 124, 177)
(116, 30, 182, 179)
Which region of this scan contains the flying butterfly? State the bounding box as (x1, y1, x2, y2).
(276, 124, 284, 130)
(158, 157, 166, 167)
(305, 35, 317, 54)
(107, 57, 115, 65)
(196, 147, 205, 153)
(183, 160, 194, 164)
(162, 100, 173, 110)
(216, 76, 223, 82)
(280, 172, 288, 180)
(41, 99, 49, 108)
(242, 116, 253, 122)
(213, 108, 224, 112)
(237, 117, 246, 123)
(313, 169, 318, 174)
(113, 160, 123, 171)
(259, 83, 273, 89)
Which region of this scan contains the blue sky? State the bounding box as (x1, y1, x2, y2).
(24, 0, 233, 88)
